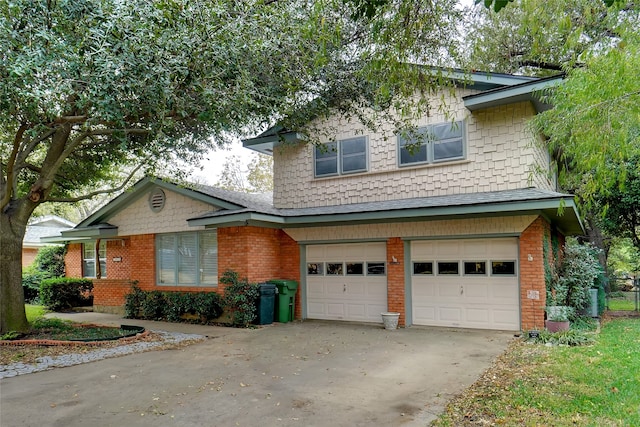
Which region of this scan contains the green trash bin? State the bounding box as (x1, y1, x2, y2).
(268, 279, 298, 323)
(254, 283, 277, 325)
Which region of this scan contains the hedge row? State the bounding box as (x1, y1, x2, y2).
(124, 271, 260, 327)
(40, 278, 94, 311)
(124, 286, 225, 324)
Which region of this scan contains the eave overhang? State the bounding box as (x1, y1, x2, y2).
(463, 74, 564, 113)
(41, 224, 119, 243)
(188, 196, 584, 236)
(242, 131, 307, 155)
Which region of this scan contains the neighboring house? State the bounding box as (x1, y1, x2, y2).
(23, 215, 75, 267)
(52, 70, 583, 331)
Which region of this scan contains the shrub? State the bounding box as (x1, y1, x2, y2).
(34, 245, 66, 277)
(40, 278, 94, 311)
(22, 266, 48, 303)
(22, 245, 67, 303)
(220, 270, 260, 327)
(124, 284, 145, 318)
(547, 238, 603, 318)
(192, 292, 224, 321)
(123, 286, 224, 324)
(527, 328, 596, 346)
(140, 291, 165, 320)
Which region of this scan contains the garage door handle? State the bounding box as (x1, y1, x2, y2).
(460, 286, 464, 295)
(343, 284, 346, 292)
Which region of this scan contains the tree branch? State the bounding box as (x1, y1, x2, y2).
(1, 124, 28, 211)
(46, 162, 146, 203)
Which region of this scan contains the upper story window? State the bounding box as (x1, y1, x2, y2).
(314, 136, 368, 177)
(398, 120, 465, 167)
(156, 230, 218, 287)
(83, 241, 107, 278)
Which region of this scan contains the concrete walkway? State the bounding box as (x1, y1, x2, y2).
(43, 311, 234, 337)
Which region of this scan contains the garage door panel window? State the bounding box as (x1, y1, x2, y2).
(308, 263, 324, 275)
(437, 261, 459, 275)
(327, 263, 344, 275)
(367, 262, 386, 276)
(464, 261, 487, 275)
(413, 261, 434, 275)
(346, 262, 364, 275)
(491, 261, 516, 276)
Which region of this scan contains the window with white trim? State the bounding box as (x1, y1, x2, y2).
(156, 230, 218, 286)
(83, 241, 107, 278)
(398, 121, 465, 166)
(314, 136, 368, 177)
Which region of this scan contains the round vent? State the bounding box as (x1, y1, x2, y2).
(148, 188, 166, 213)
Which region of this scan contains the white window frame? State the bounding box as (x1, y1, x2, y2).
(156, 230, 218, 287)
(314, 136, 368, 177)
(398, 120, 466, 167)
(83, 241, 107, 278)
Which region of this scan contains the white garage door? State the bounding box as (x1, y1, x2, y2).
(411, 238, 519, 330)
(306, 242, 387, 322)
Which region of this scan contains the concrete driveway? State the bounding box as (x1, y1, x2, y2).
(0, 317, 512, 427)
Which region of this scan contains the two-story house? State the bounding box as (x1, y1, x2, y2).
(53, 70, 583, 332)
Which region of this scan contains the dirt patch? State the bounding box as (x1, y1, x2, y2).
(603, 310, 640, 319)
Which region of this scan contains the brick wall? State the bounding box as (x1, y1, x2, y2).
(387, 237, 406, 326)
(128, 234, 155, 288)
(519, 216, 551, 331)
(218, 226, 301, 318)
(22, 248, 38, 267)
(105, 239, 131, 279)
(65, 243, 83, 277)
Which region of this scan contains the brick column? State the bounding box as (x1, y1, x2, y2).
(519, 217, 550, 331)
(387, 237, 406, 326)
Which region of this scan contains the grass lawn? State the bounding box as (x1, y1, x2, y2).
(433, 318, 640, 426)
(608, 298, 637, 311)
(25, 304, 47, 322)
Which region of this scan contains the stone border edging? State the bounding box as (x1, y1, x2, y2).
(0, 324, 148, 347)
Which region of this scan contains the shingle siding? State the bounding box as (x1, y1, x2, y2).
(273, 91, 553, 209)
(109, 188, 215, 236)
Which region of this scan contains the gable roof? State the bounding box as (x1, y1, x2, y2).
(43, 177, 273, 242)
(242, 69, 560, 155)
(24, 215, 76, 247)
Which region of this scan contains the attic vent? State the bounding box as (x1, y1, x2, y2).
(148, 188, 166, 213)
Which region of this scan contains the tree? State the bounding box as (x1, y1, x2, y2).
(0, 0, 463, 332)
(534, 24, 640, 202)
(478, 0, 626, 13)
(216, 154, 273, 193)
(466, 0, 623, 75)
(597, 157, 640, 251)
(216, 153, 274, 193)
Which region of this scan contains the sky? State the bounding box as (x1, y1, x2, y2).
(196, 139, 251, 185)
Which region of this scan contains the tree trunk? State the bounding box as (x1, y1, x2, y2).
(584, 214, 611, 293)
(0, 210, 30, 334)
